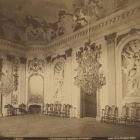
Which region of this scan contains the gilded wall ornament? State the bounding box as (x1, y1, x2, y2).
(53, 58, 65, 102)
(28, 58, 45, 73)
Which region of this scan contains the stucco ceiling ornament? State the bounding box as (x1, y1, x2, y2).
(28, 58, 45, 73)
(75, 42, 106, 95)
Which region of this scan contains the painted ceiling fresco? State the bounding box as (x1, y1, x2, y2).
(0, 0, 135, 44)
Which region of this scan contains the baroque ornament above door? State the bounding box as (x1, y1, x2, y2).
(28, 58, 45, 73)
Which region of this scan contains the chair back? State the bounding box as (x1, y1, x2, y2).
(129, 106, 137, 119)
(121, 105, 129, 118)
(57, 104, 62, 111)
(19, 103, 26, 110)
(54, 104, 57, 111)
(111, 105, 118, 117)
(50, 104, 53, 111)
(104, 105, 111, 116)
(46, 103, 49, 111)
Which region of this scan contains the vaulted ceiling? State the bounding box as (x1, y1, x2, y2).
(0, 0, 83, 23)
(0, 0, 137, 45)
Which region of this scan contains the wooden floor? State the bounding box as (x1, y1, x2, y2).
(0, 115, 140, 137)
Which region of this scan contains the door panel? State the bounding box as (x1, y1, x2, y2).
(81, 88, 97, 117)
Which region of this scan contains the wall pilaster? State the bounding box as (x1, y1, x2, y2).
(104, 33, 117, 105)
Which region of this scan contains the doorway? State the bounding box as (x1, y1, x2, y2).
(81, 88, 97, 117)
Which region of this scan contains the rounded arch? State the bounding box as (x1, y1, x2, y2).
(116, 34, 140, 108)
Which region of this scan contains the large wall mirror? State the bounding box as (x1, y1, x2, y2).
(28, 74, 44, 105)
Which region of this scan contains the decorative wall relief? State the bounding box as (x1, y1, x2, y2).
(53, 58, 65, 102)
(0, 70, 14, 96)
(28, 75, 44, 104)
(13, 59, 19, 91)
(0, 58, 3, 80)
(28, 58, 45, 73)
(11, 94, 18, 105)
(75, 41, 106, 95)
(122, 39, 140, 97)
(6, 55, 19, 92)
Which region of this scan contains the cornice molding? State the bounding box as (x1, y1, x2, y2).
(0, 39, 25, 51)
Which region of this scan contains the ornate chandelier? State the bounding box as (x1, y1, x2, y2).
(75, 41, 106, 95)
(74, 3, 106, 95)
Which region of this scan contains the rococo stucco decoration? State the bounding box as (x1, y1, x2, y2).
(13, 59, 19, 91)
(0, 70, 14, 97)
(28, 58, 45, 73)
(122, 39, 140, 97)
(53, 58, 65, 102)
(75, 41, 106, 95)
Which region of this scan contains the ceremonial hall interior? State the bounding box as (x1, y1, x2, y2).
(0, 0, 140, 138)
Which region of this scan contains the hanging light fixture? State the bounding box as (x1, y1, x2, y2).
(74, 1, 106, 95)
